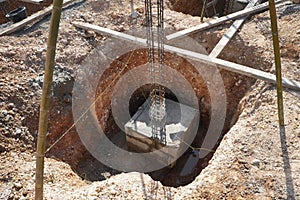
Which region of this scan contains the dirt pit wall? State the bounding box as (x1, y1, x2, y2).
(167, 0, 269, 17)
(167, 0, 226, 17)
(44, 27, 271, 187)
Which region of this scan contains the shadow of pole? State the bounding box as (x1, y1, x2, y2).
(279, 125, 295, 200)
(140, 174, 149, 199)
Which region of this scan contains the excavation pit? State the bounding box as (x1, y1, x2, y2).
(44, 27, 271, 187)
(125, 98, 199, 167)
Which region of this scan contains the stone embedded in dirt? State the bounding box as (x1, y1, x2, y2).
(29, 68, 36, 74)
(14, 182, 23, 190)
(8, 103, 15, 109)
(31, 82, 40, 90)
(0, 144, 6, 153)
(19, 195, 28, 200)
(251, 159, 261, 168)
(7, 110, 15, 116)
(15, 128, 22, 135)
(29, 65, 74, 100)
(3, 115, 13, 122)
(63, 93, 72, 103)
(0, 109, 8, 118)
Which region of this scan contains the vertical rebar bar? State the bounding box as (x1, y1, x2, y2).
(145, 0, 166, 144)
(268, 0, 284, 126)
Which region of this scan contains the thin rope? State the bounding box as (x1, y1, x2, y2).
(45, 48, 138, 153)
(45, 48, 212, 154)
(174, 134, 216, 153)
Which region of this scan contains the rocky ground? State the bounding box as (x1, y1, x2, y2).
(0, 0, 299, 199)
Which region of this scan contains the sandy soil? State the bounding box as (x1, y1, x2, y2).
(0, 0, 299, 199)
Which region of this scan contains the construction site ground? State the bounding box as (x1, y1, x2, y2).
(0, 0, 299, 199)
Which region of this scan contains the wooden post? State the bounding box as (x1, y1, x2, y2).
(268, 0, 284, 126)
(35, 0, 63, 199)
(201, 0, 208, 22)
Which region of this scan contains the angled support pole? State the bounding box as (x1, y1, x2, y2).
(201, 0, 208, 22)
(35, 0, 63, 199)
(209, 0, 260, 58)
(268, 0, 284, 126)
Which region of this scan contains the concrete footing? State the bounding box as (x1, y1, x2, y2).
(125, 98, 199, 167)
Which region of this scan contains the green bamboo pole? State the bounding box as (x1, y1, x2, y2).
(35, 0, 64, 199)
(201, 0, 208, 22)
(268, 0, 284, 126)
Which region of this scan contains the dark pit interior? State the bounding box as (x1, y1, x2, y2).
(128, 85, 179, 118)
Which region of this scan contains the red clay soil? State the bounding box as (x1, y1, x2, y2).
(45, 29, 270, 186)
(168, 0, 226, 17)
